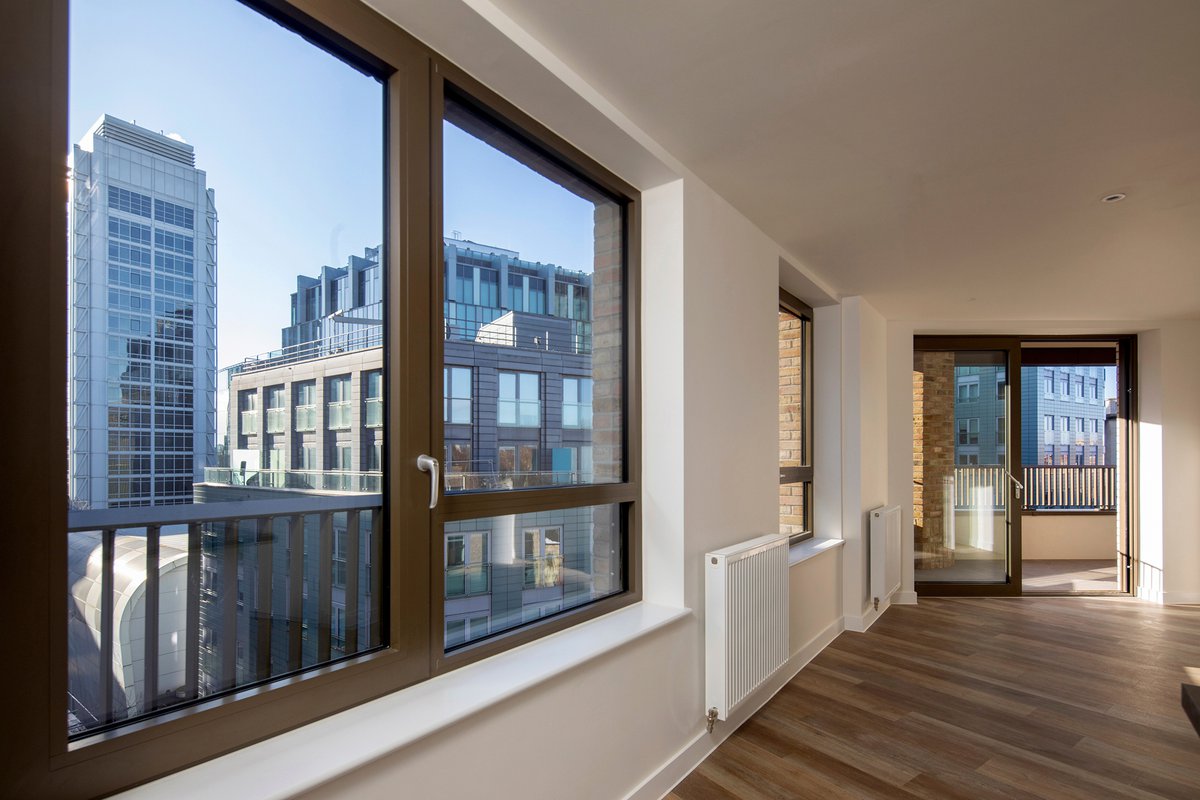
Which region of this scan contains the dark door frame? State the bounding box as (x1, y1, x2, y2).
(914, 336, 1023, 597)
(913, 334, 1138, 598)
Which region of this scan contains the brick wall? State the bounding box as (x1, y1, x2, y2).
(590, 200, 623, 592)
(778, 310, 806, 535)
(913, 351, 955, 569)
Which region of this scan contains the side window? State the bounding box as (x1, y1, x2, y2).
(778, 291, 814, 542)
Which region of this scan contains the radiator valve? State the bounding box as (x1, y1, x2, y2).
(705, 707, 719, 734)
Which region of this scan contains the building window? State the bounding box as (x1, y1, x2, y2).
(778, 291, 814, 542)
(562, 377, 593, 428)
(498, 443, 538, 475)
(443, 366, 471, 424)
(958, 417, 980, 445)
(364, 370, 383, 428)
(1044, 415, 1053, 432)
(522, 527, 563, 588)
(996, 368, 1006, 400)
(295, 380, 317, 432)
(1061, 416, 1070, 432)
(958, 453, 980, 466)
(996, 417, 1006, 445)
(265, 385, 286, 433)
(238, 390, 258, 436)
(327, 374, 352, 430)
(498, 371, 539, 427)
(956, 380, 980, 401)
(445, 532, 488, 599)
(35, 1, 639, 793)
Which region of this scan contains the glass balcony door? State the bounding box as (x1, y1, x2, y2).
(914, 339, 1022, 594)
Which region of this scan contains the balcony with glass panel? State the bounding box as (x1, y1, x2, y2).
(264, 408, 287, 434)
(294, 404, 317, 432)
(364, 397, 382, 428)
(239, 410, 258, 436)
(444, 563, 490, 598)
(523, 555, 563, 589)
(328, 401, 352, 430)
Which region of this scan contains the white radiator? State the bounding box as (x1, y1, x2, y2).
(870, 505, 902, 610)
(705, 534, 789, 724)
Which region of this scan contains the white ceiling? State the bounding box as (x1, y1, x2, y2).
(460, 0, 1200, 321)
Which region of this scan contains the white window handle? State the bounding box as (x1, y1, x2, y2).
(417, 454, 439, 509)
(1004, 469, 1024, 501)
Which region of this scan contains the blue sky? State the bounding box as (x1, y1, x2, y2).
(70, 0, 594, 375)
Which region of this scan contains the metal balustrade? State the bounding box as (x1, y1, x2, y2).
(445, 563, 491, 598)
(443, 469, 587, 492)
(951, 465, 1117, 511)
(66, 493, 382, 736)
(204, 467, 382, 493)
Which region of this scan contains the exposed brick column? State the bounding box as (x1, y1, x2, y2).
(590, 201, 623, 592)
(778, 311, 805, 535)
(913, 351, 955, 569)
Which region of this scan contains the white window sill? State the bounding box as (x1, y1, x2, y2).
(789, 537, 844, 566)
(117, 601, 691, 800)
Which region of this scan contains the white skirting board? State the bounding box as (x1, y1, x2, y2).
(624, 616, 844, 800)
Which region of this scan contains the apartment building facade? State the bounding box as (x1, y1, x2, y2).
(216, 237, 604, 657)
(953, 365, 1110, 467)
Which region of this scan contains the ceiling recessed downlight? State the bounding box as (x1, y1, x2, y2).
(1101, 193, 1127, 203)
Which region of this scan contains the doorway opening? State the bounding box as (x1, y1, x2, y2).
(1019, 344, 1130, 594)
(912, 336, 1135, 597)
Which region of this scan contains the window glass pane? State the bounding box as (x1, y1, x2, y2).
(442, 504, 624, 650)
(779, 306, 812, 539)
(67, 0, 384, 737)
(442, 97, 623, 492)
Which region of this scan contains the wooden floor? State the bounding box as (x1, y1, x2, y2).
(669, 598, 1200, 800)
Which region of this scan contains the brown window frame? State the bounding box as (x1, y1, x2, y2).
(6, 0, 641, 796)
(779, 289, 814, 544)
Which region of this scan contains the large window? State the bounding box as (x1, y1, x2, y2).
(778, 291, 814, 542)
(443, 366, 471, 424)
(21, 0, 640, 794)
(439, 91, 637, 660)
(562, 377, 593, 428)
(498, 371, 540, 427)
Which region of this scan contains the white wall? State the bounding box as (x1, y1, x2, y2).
(1022, 515, 1118, 560)
(886, 321, 918, 603)
(1143, 322, 1200, 604)
(814, 305, 843, 541)
(839, 297, 890, 629)
(288, 175, 848, 800)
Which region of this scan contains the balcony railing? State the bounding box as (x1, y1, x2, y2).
(364, 397, 382, 428)
(327, 401, 352, 430)
(445, 563, 490, 598)
(239, 410, 258, 436)
(443, 469, 587, 492)
(294, 404, 317, 432)
(204, 467, 382, 493)
(226, 326, 382, 376)
(952, 465, 1117, 511)
(66, 493, 382, 737)
(523, 555, 563, 589)
(265, 408, 287, 434)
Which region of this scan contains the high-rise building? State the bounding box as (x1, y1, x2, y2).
(69, 115, 217, 508)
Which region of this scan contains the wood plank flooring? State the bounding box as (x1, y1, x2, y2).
(669, 598, 1200, 800)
